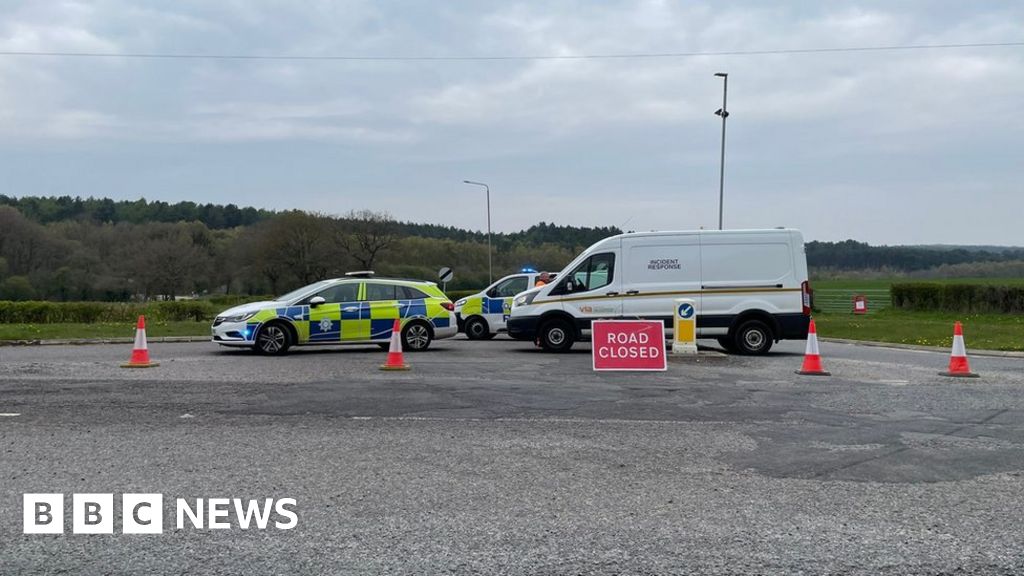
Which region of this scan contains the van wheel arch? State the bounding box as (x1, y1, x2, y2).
(729, 311, 778, 355)
(729, 310, 780, 341)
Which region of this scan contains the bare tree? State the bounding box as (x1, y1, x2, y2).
(339, 210, 397, 270)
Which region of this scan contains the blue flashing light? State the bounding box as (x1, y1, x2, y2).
(521, 267, 537, 273)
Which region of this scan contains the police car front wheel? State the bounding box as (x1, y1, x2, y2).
(402, 321, 433, 351)
(255, 322, 292, 356)
(464, 317, 491, 340)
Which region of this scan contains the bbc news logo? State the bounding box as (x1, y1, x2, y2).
(23, 494, 297, 534)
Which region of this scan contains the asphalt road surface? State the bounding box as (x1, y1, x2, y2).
(2, 337, 1023, 575)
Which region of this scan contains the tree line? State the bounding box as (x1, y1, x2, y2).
(2, 196, 1019, 302)
(807, 240, 1024, 273)
(0, 200, 619, 301)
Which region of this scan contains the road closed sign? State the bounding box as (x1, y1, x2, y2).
(591, 320, 667, 371)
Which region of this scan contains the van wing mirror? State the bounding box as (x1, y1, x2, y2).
(309, 296, 326, 307)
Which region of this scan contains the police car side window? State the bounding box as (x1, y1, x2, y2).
(494, 276, 528, 298)
(316, 283, 359, 304)
(398, 286, 429, 300)
(364, 283, 397, 301)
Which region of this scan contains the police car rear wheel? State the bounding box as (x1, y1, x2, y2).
(465, 317, 490, 340)
(402, 321, 433, 351)
(255, 323, 291, 356)
(540, 319, 574, 353)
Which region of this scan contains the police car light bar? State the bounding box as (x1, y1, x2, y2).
(344, 271, 375, 278)
(521, 267, 537, 273)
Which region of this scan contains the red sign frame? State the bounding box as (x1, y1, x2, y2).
(591, 320, 667, 371)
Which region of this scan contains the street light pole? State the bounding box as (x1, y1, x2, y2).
(714, 72, 729, 231)
(463, 180, 492, 283)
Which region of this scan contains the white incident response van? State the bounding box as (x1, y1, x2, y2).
(507, 229, 812, 354)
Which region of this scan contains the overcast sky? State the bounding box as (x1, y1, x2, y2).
(1, 1, 1022, 245)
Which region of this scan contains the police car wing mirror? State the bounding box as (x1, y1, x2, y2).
(309, 296, 326, 307)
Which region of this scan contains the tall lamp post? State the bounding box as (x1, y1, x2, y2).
(714, 72, 729, 231)
(463, 180, 492, 283)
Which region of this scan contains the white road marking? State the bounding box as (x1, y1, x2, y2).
(0, 413, 22, 417)
(179, 413, 194, 419)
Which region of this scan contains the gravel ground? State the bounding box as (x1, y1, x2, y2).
(1, 338, 1023, 575)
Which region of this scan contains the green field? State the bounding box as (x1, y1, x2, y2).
(0, 321, 209, 341)
(813, 277, 1024, 290)
(814, 310, 1024, 352)
(0, 311, 1020, 353)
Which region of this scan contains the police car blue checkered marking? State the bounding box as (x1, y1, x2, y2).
(309, 318, 341, 341)
(484, 297, 505, 314)
(398, 299, 427, 318)
(370, 319, 396, 339)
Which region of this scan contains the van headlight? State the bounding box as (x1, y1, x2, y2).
(514, 293, 537, 307)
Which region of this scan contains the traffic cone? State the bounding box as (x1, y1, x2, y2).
(379, 318, 410, 371)
(796, 318, 830, 376)
(940, 321, 979, 378)
(121, 316, 159, 368)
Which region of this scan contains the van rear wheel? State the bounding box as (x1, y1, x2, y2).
(717, 337, 737, 353)
(733, 320, 773, 355)
(539, 319, 575, 353)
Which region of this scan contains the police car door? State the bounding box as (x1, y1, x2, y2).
(485, 274, 530, 329)
(548, 249, 622, 327)
(308, 282, 359, 343)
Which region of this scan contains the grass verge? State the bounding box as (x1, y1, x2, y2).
(814, 310, 1024, 352)
(0, 321, 209, 341)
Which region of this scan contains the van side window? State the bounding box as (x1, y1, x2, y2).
(555, 253, 614, 294)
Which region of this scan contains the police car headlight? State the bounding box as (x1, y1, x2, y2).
(455, 298, 467, 307)
(222, 312, 257, 323)
(514, 293, 537, 307)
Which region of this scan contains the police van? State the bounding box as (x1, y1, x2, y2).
(507, 229, 811, 354)
(454, 270, 556, 340)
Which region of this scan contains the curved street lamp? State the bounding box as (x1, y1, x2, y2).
(463, 180, 492, 283)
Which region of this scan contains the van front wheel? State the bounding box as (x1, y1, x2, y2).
(733, 320, 774, 355)
(539, 319, 575, 353)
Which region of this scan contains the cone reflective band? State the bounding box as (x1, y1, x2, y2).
(796, 318, 830, 376)
(380, 318, 410, 371)
(121, 316, 159, 368)
(940, 321, 979, 378)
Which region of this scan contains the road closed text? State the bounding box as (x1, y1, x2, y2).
(598, 331, 661, 359)
(23, 494, 298, 534)
(591, 320, 667, 371)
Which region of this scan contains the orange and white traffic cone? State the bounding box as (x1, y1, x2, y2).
(796, 318, 830, 376)
(380, 318, 410, 371)
(940, 321, 979, 378)
(121, 315, 159, 368)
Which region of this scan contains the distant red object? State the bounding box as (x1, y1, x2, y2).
(853, 295, 868, 315)
(591, 320, 666, 371)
